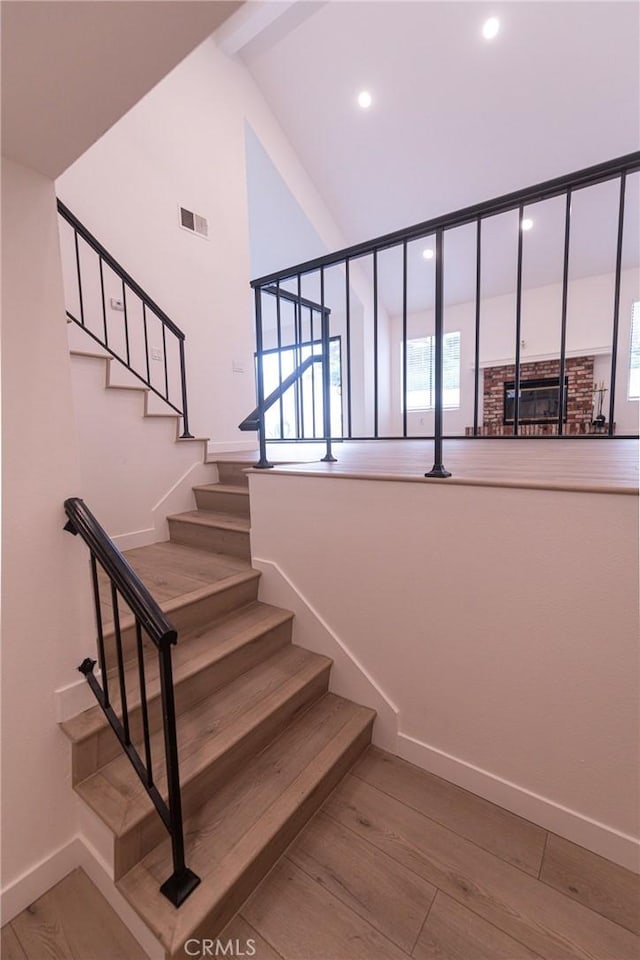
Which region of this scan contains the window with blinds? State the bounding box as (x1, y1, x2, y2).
(402, 332, 461, 410)
(629, 302, 640, 400)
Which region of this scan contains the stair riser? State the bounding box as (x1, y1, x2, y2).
(168, 518, 251, 559)
(170, 716, 374, 956)
(193, 489, 250, 518)
(216, 462, 251, 487)
(102, 576, 260, 665)
(72, 617, 294, 785)
(113, 664, 331, 879)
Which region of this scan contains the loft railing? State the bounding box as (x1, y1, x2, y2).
(63, 497, 199, 907)
(246, 152, 640, 476)
(57, 201, 193, 438)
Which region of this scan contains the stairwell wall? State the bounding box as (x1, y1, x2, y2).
(1, 158, 96, 910)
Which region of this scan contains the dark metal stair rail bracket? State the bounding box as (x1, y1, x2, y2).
(246, 151, 640, 477)
(63, 496, 200, 907)
(57, 200, 193, 438)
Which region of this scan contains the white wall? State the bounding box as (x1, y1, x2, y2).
(249, 472, 639, 870)
(1, 158, 95, 904)
(388, 269, 640, 437)
(56, 36, 366, 450)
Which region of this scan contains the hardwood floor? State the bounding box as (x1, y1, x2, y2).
(218, 438, 639, 494)
(1, 869, 146, 960)
(5, 751, 638, 959)
(230, 748, 640, 960)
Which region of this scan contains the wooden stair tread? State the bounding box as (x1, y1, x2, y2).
(168, 510, 250, 533)
(117, 694, 375, 954)
(192, 484, 250, 497)
(76, 645, 332, 836)
(61, 601, 295, 744)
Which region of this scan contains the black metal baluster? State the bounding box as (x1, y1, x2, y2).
(75, 231, 85, 326)
(90, 555, 109, 708)
(162, 324, 169, 402)
(426, 229, 451, 477)
(473, 219, 482, 436)
(345, 259, 352, 438)
(513, 205, 524, 435)
(135, 620, 153, 787)
(276, 280, 284, 439)
(402, 242, 408, 438)
(320, 268, 336, 462)
(157, 640, 200, 907)
(110, 586, 130, 744)
(609, 173, 627, 434)
(297, 275, 305, 439)
(142, 303, 150, 384)
(178, 338, 193, 438)
(99, 258, 108, 347)
(558, 191, 572, 436)
(122, 281, 130, 367)
(373, 250, 379, 438)
(254, 287, 272, 468)
(310, 307, 317, 437)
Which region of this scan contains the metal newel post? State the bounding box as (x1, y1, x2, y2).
(178, 338, 193, 438)
(426, 229, 451, 478)
(320, 268, 337, 463)
(253, 287, 273, 469)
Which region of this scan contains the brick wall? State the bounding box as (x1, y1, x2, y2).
(482, 356, 595, 435)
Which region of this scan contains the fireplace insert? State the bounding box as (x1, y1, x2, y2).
(503, 375, 569, 425)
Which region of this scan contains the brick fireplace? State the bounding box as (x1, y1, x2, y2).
(480, 356, 595, 436)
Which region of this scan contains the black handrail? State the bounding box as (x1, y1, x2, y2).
(63, 497, 200, 907)
(250, 153, 640, 286)
(246, 153, 640, 475)
(57, 200, 193, 438)
(262, 284, 331, 317)
(239, 354, 322, 432)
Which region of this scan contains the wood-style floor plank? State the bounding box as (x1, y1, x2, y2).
(540, 833, 640, 936)
(353, 747, 546, 877)
(1, 924, 27, 960)
(288, 811, 436, 952)
(242, 859, 410, 959)
(253, 438, 639, 493)
(413, 892, 541, 960)
(324, 775, 640, 960)
(8, 869, 147, 960)
(221, 916, 284, 959)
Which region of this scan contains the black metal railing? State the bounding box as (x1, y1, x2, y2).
(57, 201, 192, 438)
(63, 497, 199, 907)
(245, 153, 640, 475)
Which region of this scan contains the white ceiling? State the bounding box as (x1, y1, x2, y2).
(240, 1, 639, 312)
(1, 0, 240, 179)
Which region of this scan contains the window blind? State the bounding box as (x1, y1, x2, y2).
(629, 302, 640, 400)
(403, 332, 461, 410)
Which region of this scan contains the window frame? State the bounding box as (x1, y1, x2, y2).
(401, 331, 461, 412)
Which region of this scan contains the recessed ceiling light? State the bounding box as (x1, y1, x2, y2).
(521, 218, 534, 231)
(482, 16, 500, 39)
(357, 90, 373, 109)
(422, 248, 434, 260)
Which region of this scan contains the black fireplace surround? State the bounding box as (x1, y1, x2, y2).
(503, 376, 569, 425)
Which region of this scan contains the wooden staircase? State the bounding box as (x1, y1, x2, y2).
(61, 460, 375, 958)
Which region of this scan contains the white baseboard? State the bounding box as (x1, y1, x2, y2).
(1, 836, 82, 924)
(77, 836, 163, 959)
(112, 527, 156, 551)
(252, 557, 398, 751)
(207, 439, 258, 456)
(0, 834, 161, 958)
(56, 670, 102, 722)
(397, 732, 640, 874)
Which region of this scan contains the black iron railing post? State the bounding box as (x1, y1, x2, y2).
(558, 191, 572, 436)
(426, 230, 451, 477)
(178, 338, 193, 438)
(609, 173, 627, 434)
(157, 638, 201, 908)
(320, 268, 337, 463)
(253, 287, 273, 468)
